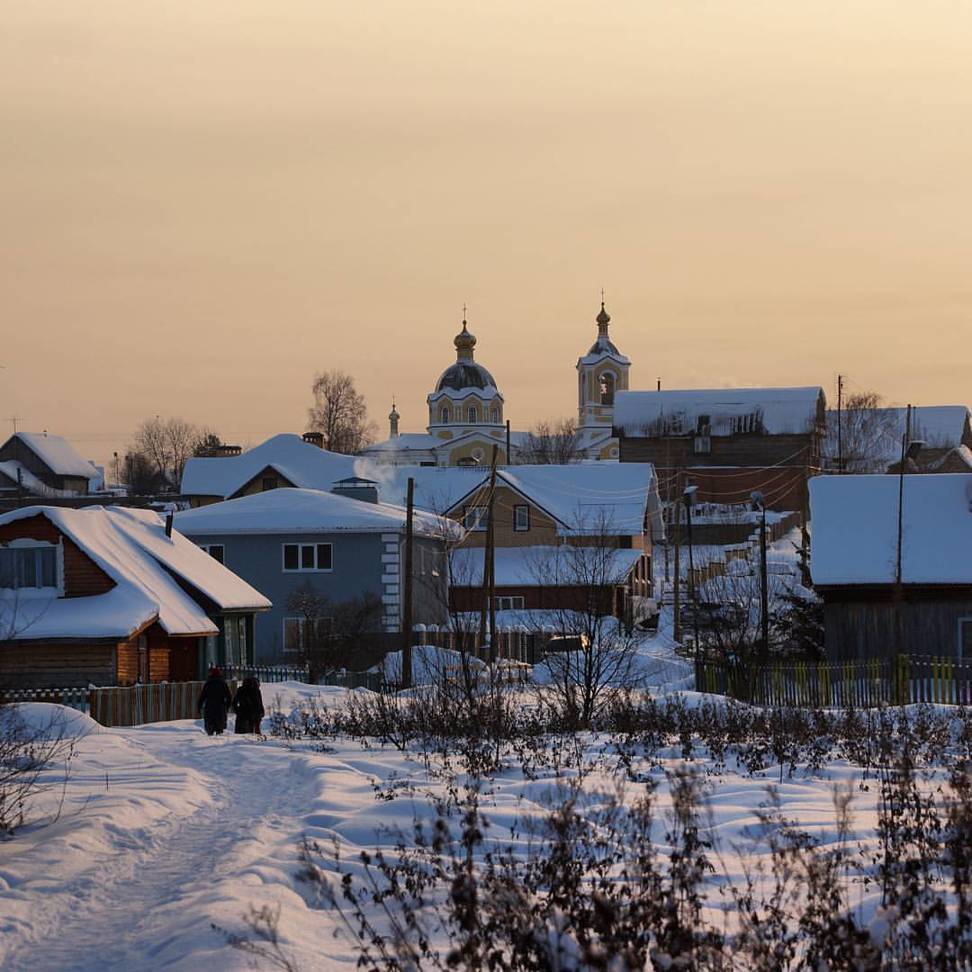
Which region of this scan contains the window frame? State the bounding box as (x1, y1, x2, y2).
(283, 615, 334, 654)
(467, 406, 478, 423)
(958, 617, 972, 661)
(282, 542, 334, 573)
(513, 505, 530, 532)
(463, 506, 489, 532)
(201, 543, 225, 565)
(495, 595, 525, 611)
(0, 539, 63, 595)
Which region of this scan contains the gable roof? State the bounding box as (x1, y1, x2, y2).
(174, 487, 460, 539)
(809, 474, 972, 586)
(362, 461, 661, 538)
(180, 434, 356, 498)
(7, 433, 99, 480)
(0, 506, 269, 642)
(614, 387, 825, 437)
(451, 544, 644, 587)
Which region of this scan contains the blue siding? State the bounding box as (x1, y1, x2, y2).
(182, 531, 388, 664)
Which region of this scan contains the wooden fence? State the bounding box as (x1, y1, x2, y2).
(695, 654, 972, 708)
(88, 680, 238, 727)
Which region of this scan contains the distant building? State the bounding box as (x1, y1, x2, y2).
(368, 462, 663, 626)
(176, 486, 459, 663)
(810, 474, 972, 661)
(361, 302, 632, 466)
(0, 432, 100, 498)
(0, 505, 269, 688)
(180, 433, 357, 507)
(614, 386, 826, 511)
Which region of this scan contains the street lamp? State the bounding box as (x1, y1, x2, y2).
(683, 485, 699, 654)
(751, 490, 769, 662)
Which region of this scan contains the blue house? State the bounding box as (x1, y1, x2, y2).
(175, 484, 458, 665)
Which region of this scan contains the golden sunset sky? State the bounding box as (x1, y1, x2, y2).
(2, 1, 971, 467)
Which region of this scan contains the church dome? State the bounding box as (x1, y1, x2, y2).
(435, 360, 498, 392)
(433, 316, 499, 392)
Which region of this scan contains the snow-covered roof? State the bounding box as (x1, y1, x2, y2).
(180, 434, 356, 498)
(360, 433, 440, 455)
(451, 545, 644, 587)
(614, 387, 825, 437)
(929, 445, 972, 472)
(360, 461, 661, 538)
(0, 461, 73, 498)
(0, 506, 269, 642)
(810, 474, 972, 586)
(175, 487, 460, 540)
(11, 433, 99, 480)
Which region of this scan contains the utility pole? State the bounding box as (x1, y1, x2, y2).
(402, 477, 415, 689)
(672, 498, 682, 643)
(683, 486, 699, 655)
(505, 419, 511, 464)
(836, 374, 843, 473)
(894, 405, 912, 660)
(478, 446, 500, 660)
(752, 493, 770, 663)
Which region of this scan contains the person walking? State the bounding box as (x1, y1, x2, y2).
(198, 666, 232, 736)
(232, 676, 265, 735)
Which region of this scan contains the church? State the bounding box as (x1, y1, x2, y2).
(359, 302, 631, 466)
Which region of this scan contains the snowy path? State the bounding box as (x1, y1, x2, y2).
(3, 722, 325, 972)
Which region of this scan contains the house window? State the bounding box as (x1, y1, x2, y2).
(463, 506, 488, 532)
(960, 619, 972, 660)
(599, 372, 615, 405)
(262, 476, 278, 491)
(440, 406, 451, 423)
(514, 505, 530, 532)
(282, 543, 333, 572)
(201, 544, 225, 565)
(495, 595, 525, 611)
(0, 543, 59, 590)
(283, 616, 333, 654)
(693, 436, 711, 455)
(468, 406, 478, 423)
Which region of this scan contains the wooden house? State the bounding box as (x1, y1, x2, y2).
(0, 505, 270, 688)
(0, 432, 100, 498)
(376, 463, 663, 627)
(180, 433, 356, 507)
(810, 474, 972, 661)
(614, 387, 826, 512)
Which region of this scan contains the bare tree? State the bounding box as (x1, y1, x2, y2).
(285, 585, 383, 683)
(826, 391, 900, 473)
(307, 370, 378, 454)
(128, 416, 216, 488)
(518, 418, 582, 464)
(524, 523, 644, 727)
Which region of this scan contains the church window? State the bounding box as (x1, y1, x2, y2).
(440, 406, 451, 423)
(599, 372, 616, 405)
(468, 406, 478, 423)
(490, 407, 499, 424)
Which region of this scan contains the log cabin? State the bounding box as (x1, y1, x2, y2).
(0, 505, 270, 688)
(810, 474, 972, 661)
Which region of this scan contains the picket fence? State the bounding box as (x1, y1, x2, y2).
(695, 654, 972, 708)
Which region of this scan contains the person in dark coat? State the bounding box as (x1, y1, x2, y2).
(232, 676, 265, 734)
(198, 666, 232, 736)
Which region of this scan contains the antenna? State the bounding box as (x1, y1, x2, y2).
(8, 415, 20, 434)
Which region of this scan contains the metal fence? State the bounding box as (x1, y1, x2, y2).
(222, 664, 309, 684)
(695, 654, 972, 708)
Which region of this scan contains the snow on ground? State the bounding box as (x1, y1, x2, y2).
(0, 677, 928, 970)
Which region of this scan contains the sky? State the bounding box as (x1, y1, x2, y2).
(2, 1, 971, 470)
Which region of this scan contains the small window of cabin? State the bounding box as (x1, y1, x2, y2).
(463, 506, 488, 531)
(262, 476, 278, 491)
(960, 619, 972, 660)
(0, 543, 59, 591)
(514, 505, 530, 532)
(599, 372, 615, 405)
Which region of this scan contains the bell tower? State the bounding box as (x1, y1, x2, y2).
(576, 300, 630, 451)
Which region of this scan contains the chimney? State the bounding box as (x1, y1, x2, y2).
(303, 431, 324, 449)
(164, 511, 174, 538)
(331, 477, 380, 504)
